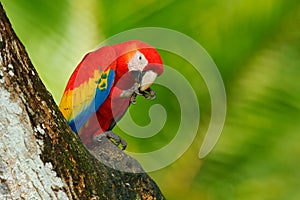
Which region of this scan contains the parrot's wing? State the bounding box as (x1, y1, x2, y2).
(59, 46, 117, 132)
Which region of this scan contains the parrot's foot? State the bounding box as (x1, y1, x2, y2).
(140, 87, 156, 100)
(130, 87, 156, 104)
(93, 131, 127, 150)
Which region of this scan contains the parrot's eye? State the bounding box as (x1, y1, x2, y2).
(128, 50, 148, 72)
(136, 52, 146, 63)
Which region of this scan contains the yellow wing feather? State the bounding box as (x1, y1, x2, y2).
(59, 69, 110, 121)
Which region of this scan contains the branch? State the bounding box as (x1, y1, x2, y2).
(0, 3, 165, 199)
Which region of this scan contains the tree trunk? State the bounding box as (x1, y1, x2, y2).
(0, 3, 165, 200)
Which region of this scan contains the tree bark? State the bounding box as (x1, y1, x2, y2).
(0, 3, 165, 200)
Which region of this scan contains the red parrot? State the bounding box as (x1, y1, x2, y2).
(59, 40, 163, 149)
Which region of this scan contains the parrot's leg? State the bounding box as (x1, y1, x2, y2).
(93, 131, 127, 150)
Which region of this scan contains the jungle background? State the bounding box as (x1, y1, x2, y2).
(2, 0, 300, 199)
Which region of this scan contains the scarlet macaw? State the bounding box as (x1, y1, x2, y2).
(59, 40, 163, 149)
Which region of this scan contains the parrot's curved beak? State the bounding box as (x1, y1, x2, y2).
(138, 63, 163, 91)
(140, 70, 157, 91)
(130, 69, 157, 91)
(130, 62, 162, 91)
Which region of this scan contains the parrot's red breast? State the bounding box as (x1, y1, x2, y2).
(59, 40, 163, 146)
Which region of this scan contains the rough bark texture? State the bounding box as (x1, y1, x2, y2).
(0, 3, 165, 200)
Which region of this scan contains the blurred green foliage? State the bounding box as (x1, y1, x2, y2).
(2, 0, 300, 199)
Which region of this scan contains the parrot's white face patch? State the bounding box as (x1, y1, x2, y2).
(140, 70, 157, 91)
(128, 51, 148, 71)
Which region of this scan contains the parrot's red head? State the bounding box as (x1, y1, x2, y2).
(113, 40, 163, 91)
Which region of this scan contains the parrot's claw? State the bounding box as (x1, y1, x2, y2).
(130, 93, 138, 104)
(94, 131, 127, 150)
(148, 88, 156, 100)
(140, 88, 156, 100)
(142, 93, 151, 100)
(134, 90, 143, 96)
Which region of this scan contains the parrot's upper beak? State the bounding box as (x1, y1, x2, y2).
(139, 70, 157, 91)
